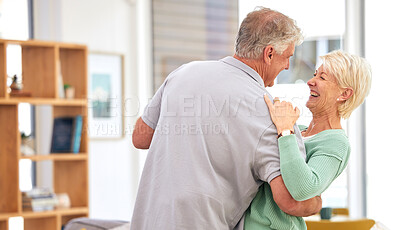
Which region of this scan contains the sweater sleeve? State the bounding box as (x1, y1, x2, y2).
(278, 135, 342, 201)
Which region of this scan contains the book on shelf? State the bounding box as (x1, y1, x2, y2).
(23, 187, 53, 197)
(23, 197, 57, 212)
(22, 188, 58, 212)
(50, 115, 83, 153)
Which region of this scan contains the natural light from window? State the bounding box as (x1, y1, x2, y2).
(0, 0, 29, 40)
(1, 1, 31, 229)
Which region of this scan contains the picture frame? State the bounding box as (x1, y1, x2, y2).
(88, 52, 124, 139)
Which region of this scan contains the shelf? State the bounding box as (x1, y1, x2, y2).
(22, 207, 88, 218)
(0, 207, 88, 220)
(0, 39, 86, 49)
(0, 213, 17, 221)
(0, 39, 54, 47)
(20, 154, 88, 161)
(0, 98, 87, 106)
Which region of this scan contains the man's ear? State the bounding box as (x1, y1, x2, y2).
(263, 45, 274, 64)
(338, 87, 354, 102)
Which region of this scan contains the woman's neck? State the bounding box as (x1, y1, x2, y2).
(304, 113, 342, 137)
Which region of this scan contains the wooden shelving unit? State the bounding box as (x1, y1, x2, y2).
(0, 39, 89, 230)
(21, 154, 88, 161)
(0, 98, 87, 106)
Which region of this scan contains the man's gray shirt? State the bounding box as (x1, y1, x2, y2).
(130, 56, 306, 230)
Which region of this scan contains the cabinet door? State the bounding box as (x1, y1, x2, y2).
(24, 216, 57, 230)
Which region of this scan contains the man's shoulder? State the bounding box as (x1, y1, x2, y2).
(185, 58, 233, 69)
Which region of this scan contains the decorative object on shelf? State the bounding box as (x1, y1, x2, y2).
(9, 74, 32, 97)
(50, 115, 83, 153)
(55, 193, 71, 209)
(88, 52, 124, 139)
(10, 74, 23, 90)
(22, 187, 58, 212)
(64, 84, 75, 99)
(21, 132, 35, 156)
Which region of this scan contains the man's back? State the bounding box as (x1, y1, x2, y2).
(131, 57, 282, 229)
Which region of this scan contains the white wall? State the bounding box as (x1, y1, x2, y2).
(365, 1, 400, 229)
(34, 0, 141, 221)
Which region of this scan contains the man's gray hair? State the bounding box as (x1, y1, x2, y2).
(235, 7, 303, 59)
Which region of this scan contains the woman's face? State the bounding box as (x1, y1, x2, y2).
(306, 65, 342, 115)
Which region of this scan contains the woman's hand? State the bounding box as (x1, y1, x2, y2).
(264, 95, 300, 134)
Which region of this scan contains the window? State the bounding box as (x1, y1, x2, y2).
(0, 0, 30, 40)
(151, 0, 238, 92)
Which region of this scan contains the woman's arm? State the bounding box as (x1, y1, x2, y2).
(263, 95, 343, 201)
(278, 135, 342, 201)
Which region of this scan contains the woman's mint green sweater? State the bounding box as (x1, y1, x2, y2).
(244, 128, 350, 230)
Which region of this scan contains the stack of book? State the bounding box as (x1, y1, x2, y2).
(22, 188, 58, 212)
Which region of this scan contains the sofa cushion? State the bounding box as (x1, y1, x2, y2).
(64, 217, 130, 230)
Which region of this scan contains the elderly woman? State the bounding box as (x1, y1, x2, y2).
(244, 50, 372, 230)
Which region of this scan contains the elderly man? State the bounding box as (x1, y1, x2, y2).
(130, 7, 321, 230)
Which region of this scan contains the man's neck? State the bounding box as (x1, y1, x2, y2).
(233, 54, 267, 86)
(233, 54, 260, 72)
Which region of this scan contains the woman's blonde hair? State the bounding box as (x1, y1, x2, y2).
(321, 50, 372, 119)
(235, 7, 303, 59)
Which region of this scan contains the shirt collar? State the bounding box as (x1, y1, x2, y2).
(220, 56, 265, 87)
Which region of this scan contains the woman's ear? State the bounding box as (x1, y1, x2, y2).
(338, 87, 354, 102)
(263, 45, 274, 64)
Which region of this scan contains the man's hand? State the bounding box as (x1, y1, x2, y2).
(270, 176, 322, 217)
(132, 117, 155, 149)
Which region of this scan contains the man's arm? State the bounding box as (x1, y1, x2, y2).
(132, 117, 155, 149)
(270, 176, 322, 217)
